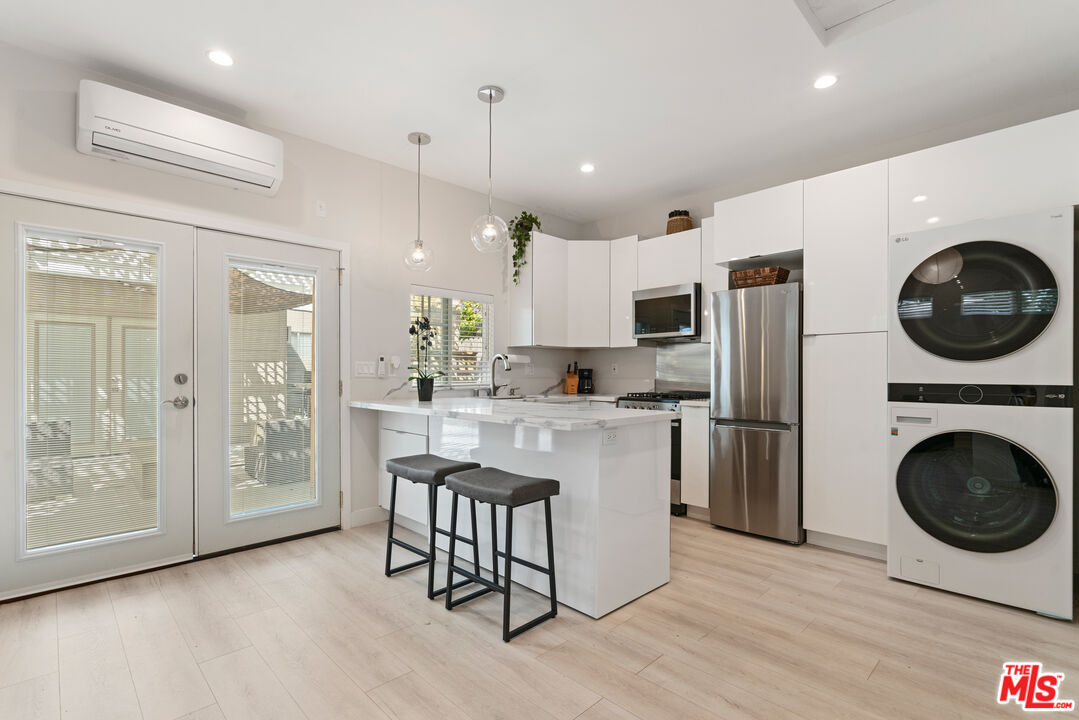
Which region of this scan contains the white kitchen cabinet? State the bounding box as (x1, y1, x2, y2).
(803, 161, 888, 335)
(699, 217, 728, 344)
(802, 332, 887, 546)
(588, 399, 616, 408)
(567, 241, 610, 347)
(889, 109, 1079, 235)
(609, 234, 638, 347)
(378, 413, 429, 525)
(637, 228, 701, 290)
(713, 180, 803, 266)
(680, 404, 710, 508)
(507, 235, 534, 347)
(531, 232, 569, 346)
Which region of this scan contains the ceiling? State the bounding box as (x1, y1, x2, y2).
(3, 0, 1079, 223)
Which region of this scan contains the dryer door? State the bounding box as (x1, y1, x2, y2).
(897, 431, 1057, 553)
(897, 241, 1057, 361)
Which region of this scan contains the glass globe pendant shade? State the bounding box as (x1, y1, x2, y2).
(470, 212, 509, 253)
(403, 241, 433, 271)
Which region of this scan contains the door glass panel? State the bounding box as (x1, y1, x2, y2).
(897, 241, 1058, 361)
(24, 231, 160, 551)
(896, 431, 1056, 553)
(228, 264, 316, 516)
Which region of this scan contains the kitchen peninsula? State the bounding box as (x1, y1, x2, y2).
(351, 397, 676, 617)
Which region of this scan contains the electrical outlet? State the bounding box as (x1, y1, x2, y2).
(611, 364, 619, 375)
(389, 355, 401, 375)
(525, 364, 535, 376)
(315, 200, 327, 217)
(602, 429, 618, 445)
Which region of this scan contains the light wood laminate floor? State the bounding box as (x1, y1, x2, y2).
(1, 516, 1076, 720)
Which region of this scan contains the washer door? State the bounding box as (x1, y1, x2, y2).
(897, 241, 1058, 361)
(897, 431, 1057, 553)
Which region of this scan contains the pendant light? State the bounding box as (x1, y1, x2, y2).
(470, 85, 509, 253)
(403, 131, 434, 271)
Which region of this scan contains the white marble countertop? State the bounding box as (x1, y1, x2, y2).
(350, 397, 678, 431)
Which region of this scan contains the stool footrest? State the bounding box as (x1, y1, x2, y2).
(386, 556, 429, 576)
(507, 609, 558, 641)
(434, 527, 479, 545)
(495, 550, 551, 576)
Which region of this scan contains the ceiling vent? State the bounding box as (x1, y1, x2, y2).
(793, 0, 934, 44)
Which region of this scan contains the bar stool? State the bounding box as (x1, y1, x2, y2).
(443, 467, 560, 642)
(384, 454, 483, 600)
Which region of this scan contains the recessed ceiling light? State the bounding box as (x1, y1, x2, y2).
(580, 163, 595, 173)
(927, 216, 940, 224)
(912, 195, 928, 203)
(207, 50, 234, 67)
(813, 74, 838, 90)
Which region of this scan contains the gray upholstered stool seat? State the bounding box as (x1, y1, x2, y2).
(444, 466, 560, 642)
(385, 454, 480, 486)
(445, 467, 559, 507)
(383, 454, 483, 600)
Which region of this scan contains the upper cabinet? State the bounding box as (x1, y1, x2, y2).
(567, 241, 611, 348)
(609, 235, 638, 348)
(532, 232, 569, 346)
(889, 110, 1079, 235)
(507, 235, 534, 347)
(713, 181, 803, 266)
(803, 161, 888, 335)
(699, 217, 728, 344)
(637, 228, 701, 290)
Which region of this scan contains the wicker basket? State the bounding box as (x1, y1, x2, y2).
(666, 210, 693, 234)
(731, 266, 791, 288)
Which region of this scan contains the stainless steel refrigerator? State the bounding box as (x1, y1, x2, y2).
(709, 284, 804, 544)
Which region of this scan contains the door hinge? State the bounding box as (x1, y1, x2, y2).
(339, 491, 344, 509)
(339, 379, 343, 397)
(337, 267, 344, 286)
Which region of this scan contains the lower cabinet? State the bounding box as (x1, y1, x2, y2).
(680, 404, 710, 508)
(802, 332, 888, 545)
(378, 413, 429, 525)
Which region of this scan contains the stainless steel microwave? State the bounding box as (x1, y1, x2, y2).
(633, 282, 701, 340)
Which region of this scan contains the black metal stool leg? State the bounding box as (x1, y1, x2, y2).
(445, 491, 459, 610)
(490, 504, 499, 586)
(469, 498, 481, 576)
(426, 485, 438, 599)
(384, 475, 398, 576)
(503, 507, 513, 643)
(545, 497, 558, 617)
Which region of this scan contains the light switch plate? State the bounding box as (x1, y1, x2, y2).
(354, 360, 377, 377)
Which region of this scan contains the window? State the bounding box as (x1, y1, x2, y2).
(409, 286, 493, 387)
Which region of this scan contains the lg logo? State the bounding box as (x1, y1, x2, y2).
(894, 236, 909, 243)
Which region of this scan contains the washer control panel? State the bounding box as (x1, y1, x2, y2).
(888, 383, 1073, 408)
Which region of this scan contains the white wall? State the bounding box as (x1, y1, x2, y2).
(0, 42, 586, 520)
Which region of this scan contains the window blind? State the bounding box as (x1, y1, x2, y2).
(409, 288, 493, 387)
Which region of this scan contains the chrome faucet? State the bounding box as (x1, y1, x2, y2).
(490, 353, 511, 396)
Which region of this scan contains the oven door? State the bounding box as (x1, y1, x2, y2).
(633, 283, 701, 339)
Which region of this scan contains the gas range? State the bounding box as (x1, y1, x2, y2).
(615, 391, 710, 412)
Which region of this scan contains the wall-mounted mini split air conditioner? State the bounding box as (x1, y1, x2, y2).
(76, 79, 284, 196)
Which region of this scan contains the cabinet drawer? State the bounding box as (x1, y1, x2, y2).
(380, 412, 428, 436)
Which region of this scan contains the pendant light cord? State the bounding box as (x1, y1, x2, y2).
(416, 139, 422, 248)
(487, 94, 493, 216)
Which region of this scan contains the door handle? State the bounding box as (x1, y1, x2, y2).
(161, 395, 190, 409)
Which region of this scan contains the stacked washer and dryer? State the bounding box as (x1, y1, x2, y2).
(887, 207, 1075, 620)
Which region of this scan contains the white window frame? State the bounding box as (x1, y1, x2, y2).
(409, 285, 494, 389)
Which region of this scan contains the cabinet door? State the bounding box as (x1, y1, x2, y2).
(567, 241, 610, 347)
(531, 232, 569, 347)
(802, 332, 887, 545)
(507, 235, 534, 346)
(713, 180, 803, 265)
(378, 428, 429, 524)
(637, 228, 701, 290)
(803, 161, 888, 335)
(609, 235, 638, 348)
(699, 217, 729, 344)
(680, 405, 710, 508)
(889, 110, 1079, 235)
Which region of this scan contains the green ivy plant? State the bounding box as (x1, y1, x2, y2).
(509, 211, 541, 285)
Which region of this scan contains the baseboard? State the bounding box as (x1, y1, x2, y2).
(686, 505, 710, 522)
(350, 506, 389, 527)
(806, 530, 886, 561)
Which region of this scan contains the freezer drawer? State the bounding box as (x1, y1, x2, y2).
(709, 422, 803, 543)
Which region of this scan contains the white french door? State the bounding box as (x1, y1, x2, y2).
(0, 195, 195, 599)
(0, 198, 342, 599)
(195, 229, 341, 554)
